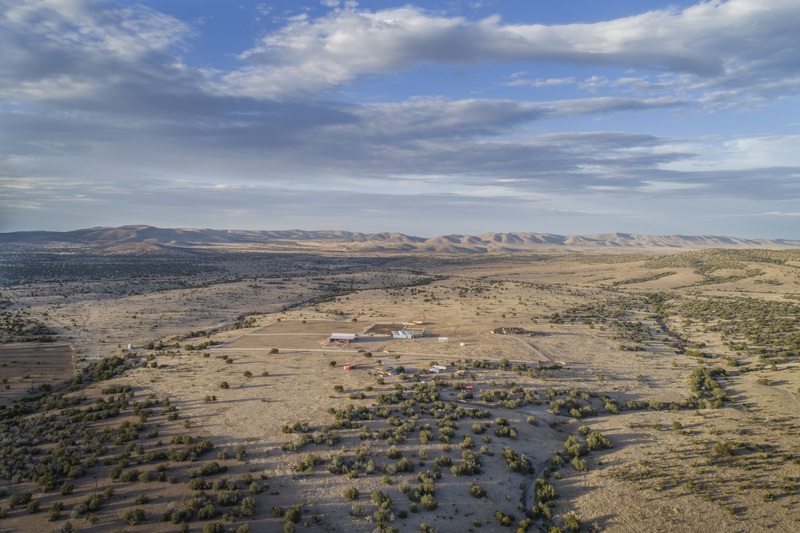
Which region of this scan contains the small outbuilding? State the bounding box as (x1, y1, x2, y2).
(329, 333, 357, 346)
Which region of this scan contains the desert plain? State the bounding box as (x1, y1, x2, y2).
(1, 230, 799, 533)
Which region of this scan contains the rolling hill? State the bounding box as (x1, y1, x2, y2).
(1, 225, 798, 253)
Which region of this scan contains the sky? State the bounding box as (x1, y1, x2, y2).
(1, 0, 799, 238)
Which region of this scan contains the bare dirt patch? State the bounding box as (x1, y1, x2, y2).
(0, 343, 74, 405)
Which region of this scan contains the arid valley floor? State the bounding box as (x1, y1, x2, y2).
(1, 231, 799, 533)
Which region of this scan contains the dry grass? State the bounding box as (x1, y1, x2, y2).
(1, 246, 799, 532)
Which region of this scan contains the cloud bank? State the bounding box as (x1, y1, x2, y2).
(1, 0, 799, 237)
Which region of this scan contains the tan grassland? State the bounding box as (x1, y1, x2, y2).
(0, 244, 799, 532)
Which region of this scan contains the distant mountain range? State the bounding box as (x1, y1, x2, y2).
(1, 225, 799, 253)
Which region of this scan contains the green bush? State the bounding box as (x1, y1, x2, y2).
(564, 435, 586, 458)
(585, 431, 613, 451)
(502, 446, 532, 474)
(198, 503, 218, 519)
(47, 504, 62, 522)
(535, 478, 558, 504)
(9, 491, 32, 508)
(240, 497, 256, 517)
(372, 490, 389, 505)
(469, 484, 487, 498)
(234, 444, 247, 460)
(563, 511, 581, 533)
(124, 508, 145, 525)
(349, 503, 363, 516)
(203, 523, 224, 533)
(571, 457, 587, 471)
(199, 461, 227, 476)
(284, 504, 302, 523)
(713, 440, 737, 457)
(420, 494, 438, 510)
(494, 510, 515, 526)
(188, 477, 210, 490)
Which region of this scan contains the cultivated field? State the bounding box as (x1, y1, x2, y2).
(0, 244, 799, 532)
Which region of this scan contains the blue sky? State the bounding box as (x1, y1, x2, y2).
(2, 0, 799, 238)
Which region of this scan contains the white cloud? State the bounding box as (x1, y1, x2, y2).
(215, 0, 800, 101)
(5, 0, 191, 60)
(504, 77, 575, 88)
(1, 0, 195, 103)
(637, 181, 709, 192)
(6, 0, 799, 106)
(762, 211, 800, 217)
(662, 134, 800, 172)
